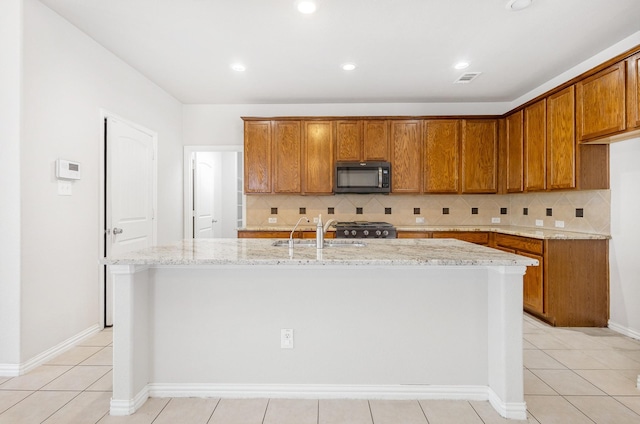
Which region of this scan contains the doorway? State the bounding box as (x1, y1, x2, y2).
(101, 112, 157, 327)
(183, 146, 243, 239)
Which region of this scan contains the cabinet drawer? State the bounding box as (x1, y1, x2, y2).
(397, 231, 429, 239)
(494, 233, 543, 254)
(432, 231, 489, 245)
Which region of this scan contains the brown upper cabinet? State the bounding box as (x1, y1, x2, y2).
(461, 119, 498, 194)
(390, 120, 422, 193)
(576, 62, 626, 142)
(303, 120, 334, 194)
(244, 120, 272, 193)
(627, 52, 640, 130)
(273, 121, 302, 193)
(336, 120, 389, 162)
(546, 86, 577, 190)
(524, 99, 547, 191)
(423, 120, 460, 193)
(505, 111, 524, 193)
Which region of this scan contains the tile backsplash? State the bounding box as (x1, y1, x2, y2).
(246, 190, 610, 234)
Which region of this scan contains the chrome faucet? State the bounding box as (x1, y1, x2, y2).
(290, 217, 309, 248)
(316, 215, 337, 249)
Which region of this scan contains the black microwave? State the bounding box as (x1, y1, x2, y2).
(334, 161, 391, 194)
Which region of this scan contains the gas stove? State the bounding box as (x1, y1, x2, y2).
(334, 221, 397, 239)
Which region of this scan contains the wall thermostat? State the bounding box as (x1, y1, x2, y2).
(56, 159, 81, 180)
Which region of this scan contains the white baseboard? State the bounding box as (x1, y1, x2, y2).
(487, 388, 527, 420)
(607, 320, 640, 341)
(143, 383, 526, 420)
(148, 383, 489, 400)
(0, 324, 101, 377)
(110, 386, 149, 416)
(0, 364, 21, 377)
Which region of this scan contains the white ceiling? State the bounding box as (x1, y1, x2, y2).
(38, 0, 640, 105)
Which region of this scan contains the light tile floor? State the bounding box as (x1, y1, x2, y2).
(1, 314, 639, 423)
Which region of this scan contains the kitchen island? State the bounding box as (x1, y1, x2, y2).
(105, 238, 537, 420)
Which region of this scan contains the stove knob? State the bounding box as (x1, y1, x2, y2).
(382, 230, 389, 237)
(351, 230, 357, 237)
(343, 230, 350, 237)
(376, 230, 382, 237)
(363, 230, 369, 237)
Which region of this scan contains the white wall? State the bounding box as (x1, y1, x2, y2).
(17, 0, 183, 363)
(0, 0, 23, 368)
(182, 103, 510, 147)
(609, 137, 640, 338)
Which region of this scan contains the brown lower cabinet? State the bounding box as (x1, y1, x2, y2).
(237, 230, 334, 239)
(396, 230, 609, 327)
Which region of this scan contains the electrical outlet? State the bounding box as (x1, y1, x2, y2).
(57, 181, 72, 196)
(555, 220, 565, 228)
(415, 217, 425, 224)
(281, 329, 293, 349)
(491, 217, 501, 224)
(535, 219, 543, 227)
(268, 217, 277, 224)
(313, 217, 318, 223)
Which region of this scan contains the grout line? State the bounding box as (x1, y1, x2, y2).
(261, 398, 270, 424)
(416, 399, 430, 424)
(206, 397, 221, 423)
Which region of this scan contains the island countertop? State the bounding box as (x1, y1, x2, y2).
(104, 238, 538, 267)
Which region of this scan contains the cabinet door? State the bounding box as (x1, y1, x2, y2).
(363, 120, 389, 161)
(519, 250, 544, 315)
(423, 120, 460, 193)
(506, 111, 524, 193)
(547, 86, 576, 190)
(627, 52, 640, 129)
(336, 120, 362, 162)
(303, 121, 334, 194)
(524, 99, 547, 191)
(273, 121, 302, 193)
(390, 120, 422, 193)
(244, 120, 272, 193)
(461, 119, 498, 193)
(576, 62, 626, 141)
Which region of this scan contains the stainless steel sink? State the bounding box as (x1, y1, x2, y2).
(272, 240, 366, 247)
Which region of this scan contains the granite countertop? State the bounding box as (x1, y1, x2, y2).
(239, 225, 610, 240)
(104, 238, 538, 267)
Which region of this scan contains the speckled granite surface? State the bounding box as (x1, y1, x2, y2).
(239, 225, 610, 240)
(104, 238, 538, 267)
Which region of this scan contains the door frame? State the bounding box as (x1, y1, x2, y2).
(183, 145, 244, 239)
(99, 109, 158, 328)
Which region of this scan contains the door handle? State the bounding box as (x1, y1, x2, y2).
(212, 220, 218, 223)
(113, 227, 123, 235)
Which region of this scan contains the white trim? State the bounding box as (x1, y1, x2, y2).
(487, 388, 528, 420)
(143, 383, 526, 420)
(0, 364, 20, 377)
(183, 145, 244, 239)
(637, 375, 640, 389)
(110, 386, 149, 416)
(607, 320, 640, 341)
(148, 383, 489, 400)
(0, 324, 100, 377)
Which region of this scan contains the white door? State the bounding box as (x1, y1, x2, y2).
(194, 152, 215, 238)
(105, 117, 156, 325)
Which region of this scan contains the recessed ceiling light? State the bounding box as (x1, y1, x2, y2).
(230, 63, 246, 72)
(297, 1, 317, 14)
(454, 62, 470, 70)
(506, 0, 532, 11)
(342, 63, 357, 71)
